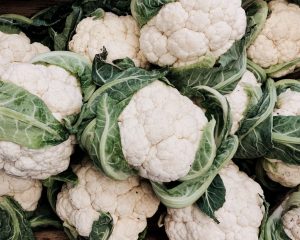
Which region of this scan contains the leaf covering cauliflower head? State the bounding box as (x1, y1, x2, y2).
(69, 12, 147, 67)
(264, 80, 300, 187)
(56, 162, 160, 239)
(165, 162, 265, 240)
(134, 0, 247, 67)
(0, 61, 83, 179)
(0, 31, 49, 74)
(247, 0, 300, 77)
(118, 80, 208, 182)
(0, 170, 42, 211)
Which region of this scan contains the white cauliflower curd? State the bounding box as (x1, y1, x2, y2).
(118, 80, 208, 182)
(69, 12, 147, 67)
(225, 70, 261, 134)
(56, 162, 160, 239)
(0, 170, 42, 211)
(165, 162, 265, 240)
(138, 0, 247, 67)
(0, 31, 49, 74)
(282, 207, 300, 240)
(0, 63, 83, 179)
(248, 0, 300, 77)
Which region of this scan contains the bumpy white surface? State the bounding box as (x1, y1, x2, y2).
(165, 162, 265, 240)
(248, 0, 300, 77)
(263, 158, 300, 188)
(226, 70, 261, 134)
(118, 80, 208, 182)
(69, 13, 147, 67)
(139, 0, 246, 67)
(56, 162, 159, 238)
(0, 31, 49, 75)
(0, 63, 82, 179)
(0, 170, 42, 211)
(274, 88, 300, 116)
(282, 207, 300, 240)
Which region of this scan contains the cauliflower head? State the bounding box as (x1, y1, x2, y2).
(247, 0, 300, 77)
(0, 31, 49, 74)
(118, 80, 208, 182)
(138, 0, 246, 67)
(69, 12, 147, 67)
(165, 162, 265, 240)
(282, 207, 300, 240)
(0, 63, 83, 179)
(0, 170, 42, 211)
(225, 70, 261, 134)
(56, 162, 159, 239)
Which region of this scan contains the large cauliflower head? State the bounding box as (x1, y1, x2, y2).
(118, 80, 208, 182)
(0, 170, 42, 211)
(0, 31, 49, 74)
(56, 162, 160, 239)
(69, 12, 147, 67)
(225, 70, 261, 134)
(139, 0, 246, 67)
(247, 0, 300, 77)
(165, 162, 265, 240)
(0, 63, 83, 179)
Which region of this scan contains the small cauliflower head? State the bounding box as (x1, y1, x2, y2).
(247, 0, 300, 77)
(263, 88, 300, 187)
(0, 170, 42, 211)
(0, 63, 83, 179)
(282, 207, 300, 240)
(0, 31, 49, 74)
(225, 70, 261, 134)
(56, 162, 159, 239)
(69, 12, 147, 67)
(118, 80, 208, 182)
(165, 162, 265, 240)
(139, 0, 246, 67)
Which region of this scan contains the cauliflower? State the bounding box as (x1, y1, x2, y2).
(0, 63, 82, 179)
(247, 0, 300, 77)
(118, 80, 208, 182)
(264, 87, 300, 187)
(0, 31, 49, 74)
(225, 70, 261, 134)
(165, 162, 265, 240)
(0, 170, 42, 211)
(56, 162, 159, 239)
(137, 0, 246, 67)
(282, 207, 300, 240)
(69, 12, 147, 67)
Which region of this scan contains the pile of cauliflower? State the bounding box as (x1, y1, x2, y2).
(1, 0, 300, 240)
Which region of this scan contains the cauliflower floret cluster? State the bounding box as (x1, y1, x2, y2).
(56, 162, 159, 239)
(69, 13, 147, 67)
(0, 170, 42, 211)
(165, 162, 265, 240)
(0, 31, 49, 74)
(0, 63, 83, 179)
(263, 158, 300, 188)
(226, 70, 261, 134)
(282, 207, 300, 240)
(139, 0, 246, 67)
(118, 80, 208, 182)
(274, 88, 300, 116)
(248, 0, 300, 77)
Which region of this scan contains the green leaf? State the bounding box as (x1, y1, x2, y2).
(247, 60, 267, 83)
(138, 228, 147, 240)
(151, 135, 238, 208)
(0, 196, 34, 240)
(43, 168, 78, 212)
(131, 0, 175, 27)
(169, 40, 247, 95)
(265, 57, 300, 78)
(180, 119, 217, 181)
(235, 79, 276, 158)
(196, 174, 226, 223)
(31, 51, 95, 102)
(89, 212, 113, 240)
(0, 81, 68, 149)
(258, 197, 270, 240)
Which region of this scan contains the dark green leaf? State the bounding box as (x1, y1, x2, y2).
(89, 212, 113, 240)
